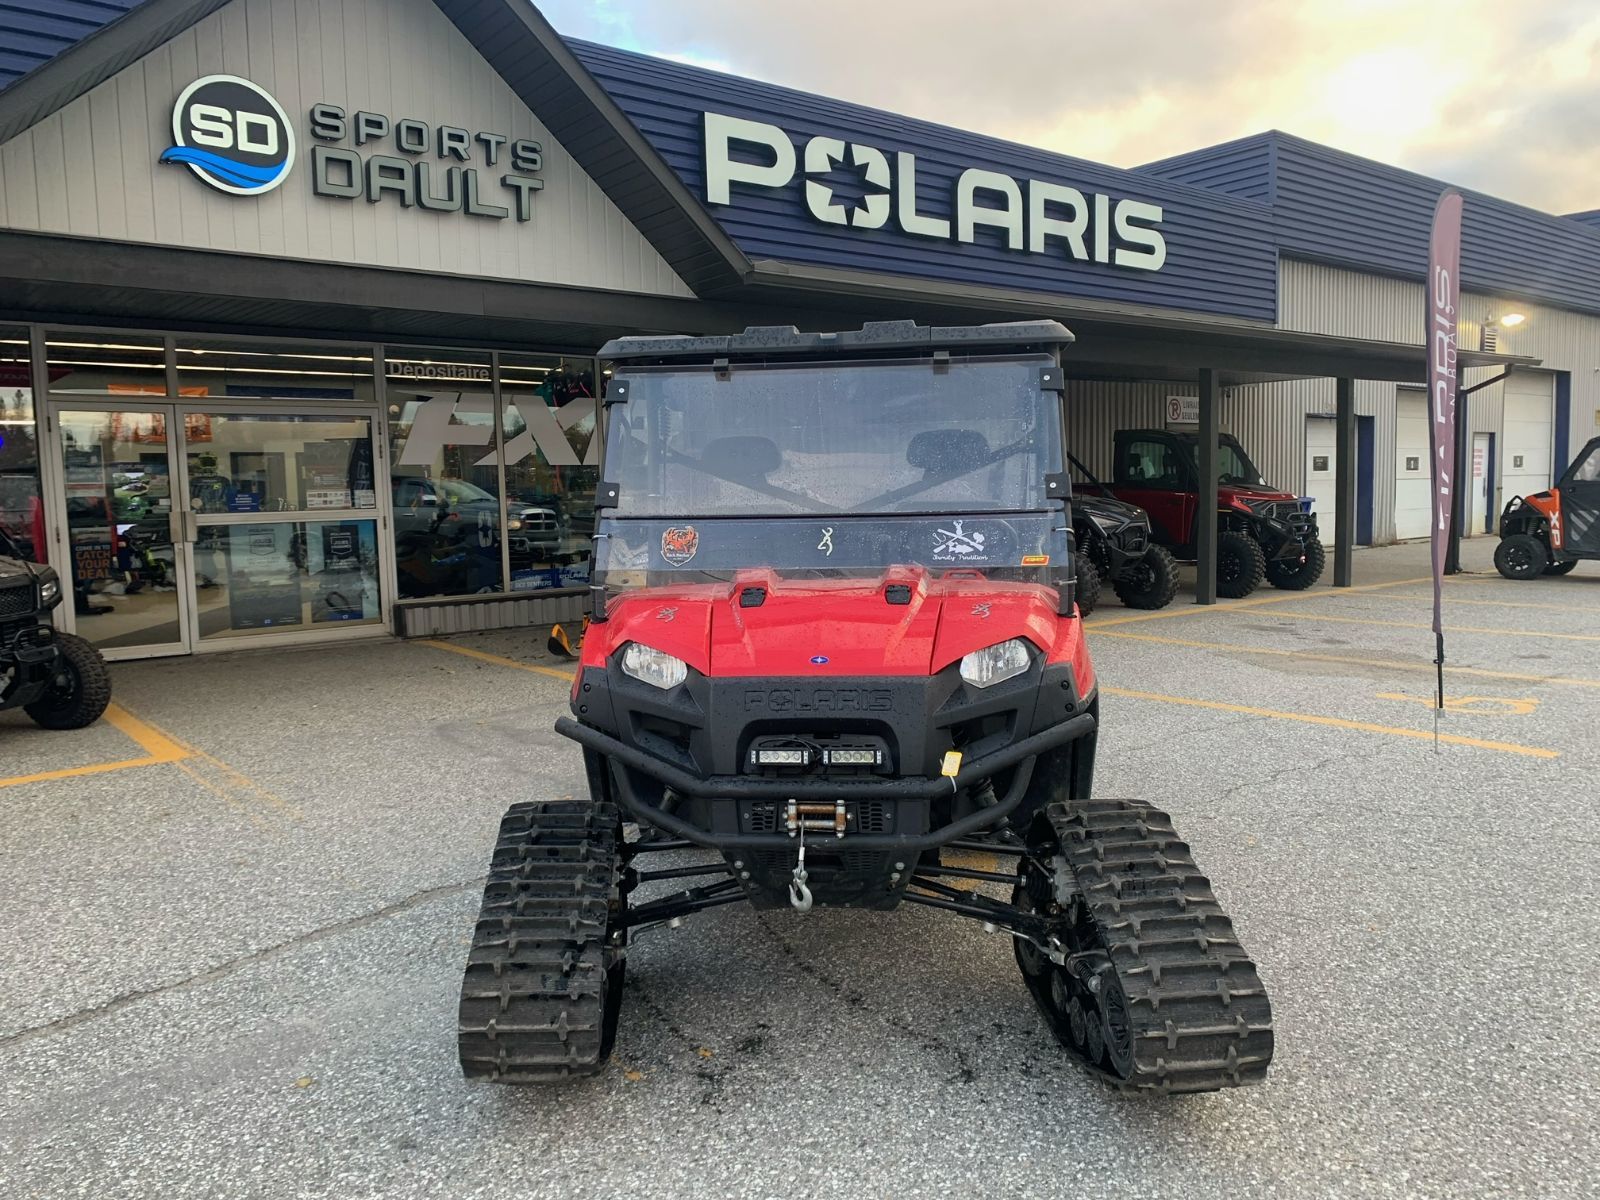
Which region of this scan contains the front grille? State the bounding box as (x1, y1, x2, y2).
(0, 584, 34, 619)
(856, 801, 892, 834)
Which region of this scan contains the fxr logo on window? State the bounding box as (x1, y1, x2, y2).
(395, 393, 599, 468)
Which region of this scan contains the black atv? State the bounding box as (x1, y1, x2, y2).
(1068, 455, 1180, 615)
(0, 527, 112, 730)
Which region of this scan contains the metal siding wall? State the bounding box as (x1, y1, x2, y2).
(570, 41, 1279, 323)
(1062, 382, 1173, 478)
(1272, 259, 1600, 540)
(0, 0, 693, 298)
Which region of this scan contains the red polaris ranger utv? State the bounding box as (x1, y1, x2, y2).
(1106, 429, 1325, 597)
(457, 322, 1272, 1093)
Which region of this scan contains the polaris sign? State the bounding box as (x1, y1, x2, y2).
(703, 112, 1167, 272)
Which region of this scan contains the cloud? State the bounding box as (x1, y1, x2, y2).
(538, 0, 1600, 214)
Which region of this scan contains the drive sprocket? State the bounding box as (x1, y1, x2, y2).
(458, 800, 628, 1082)
(1013, 799, 1273, 1093)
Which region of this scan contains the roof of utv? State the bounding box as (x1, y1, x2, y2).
(599, 319, 1075, 364)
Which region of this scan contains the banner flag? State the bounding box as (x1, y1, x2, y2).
(1426, 188, 1463, 711)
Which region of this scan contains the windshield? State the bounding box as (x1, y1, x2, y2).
(435, 479, 496, 505)
(1177, 434, 1265, 487)
(605, 356, 1060, 518)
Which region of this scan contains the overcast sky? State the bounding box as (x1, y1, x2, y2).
(539, 0, 1600, 216)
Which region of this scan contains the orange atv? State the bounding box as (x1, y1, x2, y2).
(1494, 435, 1600, 578)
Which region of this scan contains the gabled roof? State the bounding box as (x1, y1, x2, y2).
(0, 0, 230, 146)
(0, 0, 752, 294)
(0, 1, 142, 92)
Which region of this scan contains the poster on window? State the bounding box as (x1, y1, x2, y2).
(226, 525, 302, 630)
(313, 522, 371, 623)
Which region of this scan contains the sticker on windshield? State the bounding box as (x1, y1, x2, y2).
(817, 526, 834, 557)
(932, 520, 988, 562)
(660, 525, 699, 565)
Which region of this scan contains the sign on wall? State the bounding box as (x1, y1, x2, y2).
(1165, 395, 1199, 425)
(159, 75, 545, 221)
(704, 112, 1166, 272)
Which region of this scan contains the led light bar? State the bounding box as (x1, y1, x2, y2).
(823, 748, 882, 767)
(752, 748, 810, 767)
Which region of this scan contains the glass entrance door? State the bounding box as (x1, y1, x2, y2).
(49, 404, 195, 658)
(180, 409, 384, 644)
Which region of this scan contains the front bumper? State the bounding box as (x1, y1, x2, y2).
(0, 624, 61, 710)
(1253, 509, 1319, 560)
(559, 654, 1097, 906)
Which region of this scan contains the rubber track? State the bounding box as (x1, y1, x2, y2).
(458, 800, 623, 1082)
(1048, 799, 1273, 1093)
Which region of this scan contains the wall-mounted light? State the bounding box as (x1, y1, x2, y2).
(1496, 312, 1527, 328)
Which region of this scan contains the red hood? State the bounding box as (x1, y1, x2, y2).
(580, 568, 1078, 679)
(1218, 482, 1299, 506)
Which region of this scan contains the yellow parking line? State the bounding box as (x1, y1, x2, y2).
(420, 638, 577, 682)
(0, 703, 190, 790)
(1089, 628, 1600, 690)
(1101, 686, 1559, 759)
(1085, 576, 1433, 629)
(1435, 595, 1592, 613)
(1216, 608, 1600, 642)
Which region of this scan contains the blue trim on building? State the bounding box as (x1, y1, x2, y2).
(0, 1, 141, 93)
(1554, 370, 1572, 478)
(569, 40, 1280, 323)
(1356, 414, 1375, 545)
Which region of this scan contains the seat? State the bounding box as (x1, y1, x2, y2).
(906, 429, 989, 478)
(696, 436, 783, 488)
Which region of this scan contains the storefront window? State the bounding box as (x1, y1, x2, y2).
(175, 339, 375, 402)
(45, 333, 166, 395)
(386, 350, 502, 598)
(500, 353, 600, 593)
(184, 413, 377, 514)
(194, 519, 381, 640)
(0, 327, 43, 561)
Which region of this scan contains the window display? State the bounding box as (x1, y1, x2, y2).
(500, 353, 600, 593)
(174, 339, 374, 402)
(0, 327, 43, 562)
(386, 351, 502, 598)
(183, 413, 377, 514)
(45, 334, 167, 395)
(194, 519, 381, 640)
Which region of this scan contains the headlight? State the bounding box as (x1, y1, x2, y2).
(505, 517, 523, 531)
(40, 578, 59, 604)
(620, 642, 688, 690)
(1089, 512, 1122, 533)
(959, 638, 1031, 689)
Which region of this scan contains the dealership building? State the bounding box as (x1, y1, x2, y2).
(1, 0, 1595, 661)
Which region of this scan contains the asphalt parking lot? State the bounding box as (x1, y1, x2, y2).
(3, 538, 1597, 1199)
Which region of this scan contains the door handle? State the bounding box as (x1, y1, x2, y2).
(170, 510, 198, 543)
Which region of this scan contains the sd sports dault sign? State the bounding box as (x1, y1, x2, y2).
(159, 75, 544, 221)
(160, 75, 295, 195)
(703, 112, 1167, 272)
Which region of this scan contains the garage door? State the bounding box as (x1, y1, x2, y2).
(1501, 370, 1554, 504)
(1304, 417, 1338, 542)
(1395, 390, 1430, 540)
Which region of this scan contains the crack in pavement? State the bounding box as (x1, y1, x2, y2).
(0, 877, 484, 1051)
